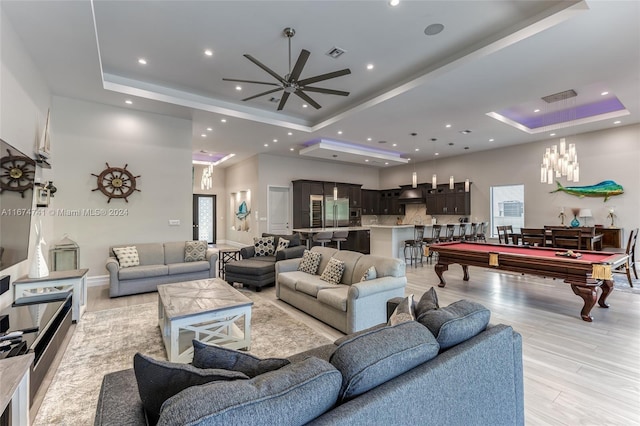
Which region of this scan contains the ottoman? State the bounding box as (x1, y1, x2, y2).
(224, 259, 275, 291)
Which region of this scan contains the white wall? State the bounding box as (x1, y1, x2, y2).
(225, 156, 259, 246)
(51, 97, 192, 278)
(0, 10, 52, 309)
(380, 124, 640, 236)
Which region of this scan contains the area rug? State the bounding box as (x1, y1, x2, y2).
(613, 273, 640, 294)
(34, 292, 333, 426)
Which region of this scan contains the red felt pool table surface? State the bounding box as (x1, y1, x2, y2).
(429, 242, 628, 322)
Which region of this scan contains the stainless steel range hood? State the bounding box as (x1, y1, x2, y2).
(398, 188, 426, 204)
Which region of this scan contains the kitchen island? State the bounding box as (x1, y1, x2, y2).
(369, 224, 416, 261)
(293, 227, 371, 251)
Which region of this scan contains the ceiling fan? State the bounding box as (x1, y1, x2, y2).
(223, 27, 351, 111)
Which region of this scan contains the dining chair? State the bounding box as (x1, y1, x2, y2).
(404, 225, 426, 267)
(520, 228, 547, 247)
(551, 228, 582, 250)
(603, 227, 638, 287)
(331, 230, 349, 250)
(497, 225, 514, 244)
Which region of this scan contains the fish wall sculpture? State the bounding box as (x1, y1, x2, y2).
(550, 180, 624, 202)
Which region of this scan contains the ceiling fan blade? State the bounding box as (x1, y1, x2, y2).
(297, 68, 351, 86)
(294, 90, 322, 109)
(301, 86, 350, 96)
(289, 49, 310, 82)
(242, 87, 283, 102)
(277, 92, 291, 111)
(222, 78, 280, 86)
(243, 54, 286, 84)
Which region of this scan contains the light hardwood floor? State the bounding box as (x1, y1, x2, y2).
(41, 263, 640, 425)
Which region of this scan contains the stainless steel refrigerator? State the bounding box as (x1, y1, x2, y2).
(324, 196, 350, 228)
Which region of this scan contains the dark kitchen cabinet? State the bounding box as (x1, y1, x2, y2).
(380, 189, 405, 216)
(361, 190, 380, 215)
(424, 183, 470, 215)
(349, 185, 362, 208)
(292, 180, 324, 228)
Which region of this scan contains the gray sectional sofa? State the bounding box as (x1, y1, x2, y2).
(95, 320, 524, 425)
(106, 242, 218, 297)
(276, 246, 406, 334)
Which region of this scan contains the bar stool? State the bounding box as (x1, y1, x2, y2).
(404, 225, 426, 267)
(423, 224, 442, 264)
(313, 231, 333, 247)
(454, 223, 468, 241)
(467, 223, 478, 241)
(331, 230, 349, 250)
(445, 224, 456, 242)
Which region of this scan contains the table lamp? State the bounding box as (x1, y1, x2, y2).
(578, 208, 592, 227)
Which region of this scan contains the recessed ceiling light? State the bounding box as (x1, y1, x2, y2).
(138, 58, 147, 65)
(424, 23, 445, 36)
(534, 109, 541, 113)
(264, 144, 268, 147)
(235, 86, 242, 91)
(365, 159, 370, 162)
(550, 133, 556, 136)
(337, 131, 343, 135)
(601, 91, 609, 96)
(445, 124, 452, 128)
(289, 147, 295, 151)
(201, 134, 206, 138)
(614, 120, 621, 124)
(288, 132, 293, 136)
(434, 153, 439, 156)
(302, 104, 308, 108)
(366, 64, 374, 70)
(273, 139, 278, 143)
(489, 138, 494, 142)
(385, 162, 389, 165)
(221, 119, 227, 123)
(414, 148, 419, 151)
(206, 127, 213, 131)
(389, 0, 400, 6)
(367, 137, 372, 141)
(204, 49, 213, 57)
(125, 99, 133, 105)
(392, 143, 397, 147)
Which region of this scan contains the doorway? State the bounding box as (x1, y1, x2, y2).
(193, 194, 216, 243)
(268, 186, 291, 234)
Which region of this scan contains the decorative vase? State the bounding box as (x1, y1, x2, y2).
(570, 216, 580, 228)
(28, 222, 49, 278)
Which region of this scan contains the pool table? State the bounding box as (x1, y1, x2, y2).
(429, 242, 629, 322)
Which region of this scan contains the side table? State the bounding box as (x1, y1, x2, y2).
(217, 248, 240, 279)
(0, 353, 34, 426)
(13, 269, 88, 322)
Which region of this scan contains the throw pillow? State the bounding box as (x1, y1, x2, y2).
(253, 236, 275, 257)
(275, 238, 290, 252)
(133, 353, 248, 426)
(414, 286, 439, 318)
(360, 265, 377, 281)
(329, 321, 439, 402)
(416, 299, 491, 350)
(388, 294, 415, 326)
(191, 340, 290, 378)
(184, 240, 207, 262)
(298, 250, 322, 274)
(112, 246, 139, 268)
(320, 258, 346, 285)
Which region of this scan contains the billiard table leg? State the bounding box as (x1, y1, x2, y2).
(461, 265, 469, 281)
(597, 279, 613, 309)
(435, 263, 448, 287)
(570, 284, 597, 322)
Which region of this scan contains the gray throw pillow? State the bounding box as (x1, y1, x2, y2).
(253, 236, 275, 256)
(416, 299, 491, 350)
(184, 240, 207, 262)
(157, 357, 342, 426)
(329, 321, 439, 402)
(388, 294, 415, 326)
(414, 286, 439, 318)
(133, 353, 248, 426)
(191, 340, 290, 378)
(112, 246, 139, 268)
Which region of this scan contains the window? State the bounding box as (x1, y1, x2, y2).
(490, 184, 524, 238)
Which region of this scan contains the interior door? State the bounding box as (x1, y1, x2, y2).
(268, 186, 291, 234)
(193, 194, 216, 243)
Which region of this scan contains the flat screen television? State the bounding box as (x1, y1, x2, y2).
(0, 138, 36, 271)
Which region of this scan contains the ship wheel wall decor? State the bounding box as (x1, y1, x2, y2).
(92, 163, 140, 203)
(0, 148, 36, 197)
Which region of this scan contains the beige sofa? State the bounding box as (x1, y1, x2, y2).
(275, 247, 406, 334)
(106, 242, 218, 298)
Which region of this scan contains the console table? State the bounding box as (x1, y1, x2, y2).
(0, 353, 34, 426)
(13, 269, 88, 322)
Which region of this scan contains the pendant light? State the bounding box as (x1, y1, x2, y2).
(411, 132, 418, 188)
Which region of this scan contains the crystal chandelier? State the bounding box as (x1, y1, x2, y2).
(201, 164, 213, 190)
(540, 138, 579, 184)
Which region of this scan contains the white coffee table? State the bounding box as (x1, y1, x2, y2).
(157, 278, 253, 363)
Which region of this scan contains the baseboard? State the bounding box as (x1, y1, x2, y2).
(87, 275, 109, 287)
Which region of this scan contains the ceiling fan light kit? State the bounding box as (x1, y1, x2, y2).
(223, 27, 351, 111)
